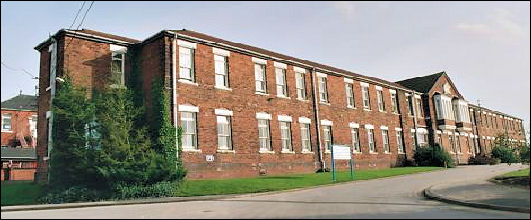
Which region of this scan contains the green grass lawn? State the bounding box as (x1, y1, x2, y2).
(176, 166, 442, 196)
(497, 168, 530, 178)
(1, 181, 45, 206)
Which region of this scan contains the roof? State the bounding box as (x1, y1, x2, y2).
(1, 94, 37, 111)
(468, 104, 522, 120)
(34, 29, 140, 51)
(395, 72, 446, 93)
(172, 29, 411, 91)
(74, 29, 141, 44)
(1, 147, 37, 161)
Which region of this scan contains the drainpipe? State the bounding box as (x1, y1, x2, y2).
(410, 91, 419, 150)
(310, 67, 325, 170)
(171, 36, 179, 158)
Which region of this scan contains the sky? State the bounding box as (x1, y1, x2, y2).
(1, 1, 530, 136)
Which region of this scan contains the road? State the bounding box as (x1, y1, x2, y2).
(2, 164, 530, 219)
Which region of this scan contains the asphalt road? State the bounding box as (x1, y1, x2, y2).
(2, 164, 530, 219)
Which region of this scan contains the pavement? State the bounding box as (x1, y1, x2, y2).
(2, 164, 530, 219)
(424, 178, 530, 213)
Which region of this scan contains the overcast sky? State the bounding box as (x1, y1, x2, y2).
(2, 1, 529, 134)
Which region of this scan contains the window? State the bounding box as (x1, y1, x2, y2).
(368, 128, 376, 153)
(214, 54, 229, 88)
(362, 85, 371, 109)
(468, 137, 474, 153)
(276, 67, 288, 97)
(111, 52, 125, 86)
(407, 95, 414, 116)
(345, 83, 355, 108)
(254, 63, 267, 93)
(437, 133, 443, 147)
(323, 125, 332, 151)
(2, 113, 12, 131)
(396, 130, 404, 153)
(318, 77, 328, 103)
(411, 131, 416, 148)
(179, 46, 195, 81)
(390, 92, 398, 113)
(352, 128, 360, 153)
(449, 134, 455, 153)
(300, 123, 311, 152)
(280, 122, 292, 151)
(415, 97, 423, 118)
(217, 115, 232, 150)
(258, 119, 271, 151)
(30, 115, 38, 138)
(377, 89, 386, 111)
(84, 120, 101, 149)
(181, 112, 198, 149)
(382, 129, 389, 153)
(295, 72, 306, 100)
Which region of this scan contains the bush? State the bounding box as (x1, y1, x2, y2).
(39, 186, 110, 204)
(491, 145, 520, 164)
(113, 181, 177, 200)
(413, 145, 455, 168)
(468, 155, 500, 165)
(519, 144, 530, 164)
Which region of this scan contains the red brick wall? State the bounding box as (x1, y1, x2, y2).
(1, 109, 37, 147)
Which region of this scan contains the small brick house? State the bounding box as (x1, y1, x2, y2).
(33, 29, 527, 181)
(1, 94, 38, 181)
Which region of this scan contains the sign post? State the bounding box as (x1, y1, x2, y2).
(331, 145, 354, 182)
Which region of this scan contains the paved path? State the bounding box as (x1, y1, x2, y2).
(427, 180, 530, 212)
(2, 164, 530, 219)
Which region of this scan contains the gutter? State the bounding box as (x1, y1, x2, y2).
(34, 29, 136, 51)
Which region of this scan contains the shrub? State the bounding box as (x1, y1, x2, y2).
(468, 155, 500, 165)
(519, 144, 530, 164)
(113, 181, 177, 200)
(491, 145, 520, 164)
(39, 186, 110, 204)
(413, 145, 455, 168)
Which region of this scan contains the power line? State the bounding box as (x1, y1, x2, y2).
(68, 1, 86, 30)
(76, 1, 94, 30)
(1, 61, 37, 79)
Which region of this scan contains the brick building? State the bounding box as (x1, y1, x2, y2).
(1, 94, 38, 181)
(33, 29, 527, 181)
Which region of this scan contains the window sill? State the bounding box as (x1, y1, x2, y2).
(45, 86, 51, 91)
(214, 86, 232, 91)
(183, 148, 202, 153)
(259, 150, 275, 154)
(1, 130, 13, 133)
(379, 110, 386, 113)
(297, 98, 309, 102)
(301, 151, 314, 154)
(398, 152, 406, 155)
(369, 152, 379, 155)
(353, 151, 362, 154)
(178, 79, 198, 86)
(110, 84, 126, 89)
(392, 112, 400, 115)
(216, 149, 235, 153)
(277, 95, 291, 100)
(347, 106, 356, 109)
(281, 150, 295, 154)
(363, 108, 371, 111)
(384, 152, 392, 154)
(255, 92, 269, 96)
(325, 150, 331, 154)
(319, 102, 331, 106)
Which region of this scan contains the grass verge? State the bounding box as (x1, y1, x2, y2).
(490, 168, 530, 189)
(176, 166, 443, 196)
(1, 181, 45, 206)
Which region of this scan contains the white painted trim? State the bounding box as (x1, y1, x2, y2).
(349, 122, 360, 128)
(380, 125, 388, 130)
(389, 89, 396, 94)
(298, 117, 312, 124)
(215, 109, 233, 116)
(178, 104, 199, 112)
(46, 111, 52, 118)
(461, 133, 468, 137)
(256, 112, 272, 120)
(213, 47, 230, 56)
(274, 61, 287, 69)
(436, 130, 442, 134)
(321, 119, 333, 126)
(277, 115, 292, 122)
(177, 40, 197, 49)
(474, 135, 478, 138)
(411, 129, 416, 133)
(110, 44, 127, 53)
(417, 128, 428, 134)
(293, 66, 306, 73)
(251, 57, 267, 65)
(375, 85, 383, 91)
(395, 127, 402, 131)
(316, 72, 327, 78)
(344, 78, 354, 84)
(414, 94, 421, 99)
(364, 124, 374, 129)
(447, 131, 453, 135)
(360, 82, 369, 87)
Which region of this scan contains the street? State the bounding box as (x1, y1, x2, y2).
(2, 164, 530, 219)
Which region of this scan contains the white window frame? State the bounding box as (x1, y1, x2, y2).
(323, 125, 332, 151)
(377, 88, 385, 112)
(295, 71, 307, 100)
(367, 128, 376, 153)
(110, 51, 125, 88)
(180, 111, 198, 150)
(396, 130, 404, 154)
(361, 83, 371, 110)
(254, 63, 267, 94)
(351, 127, 361, 153)
(214, 54, 230, 89)
(318, 76, 328, 103)
(345, 83, 355, 108)
(179, 46, 195, 82)
(382, 129, 390, 153)
(257, 118, 271, 151)
(276, 67, 288, 97)
(390, 90, 398, 113)
(2, 113, 12, 132)
(216, 115, 233, 151)
(300, 122, 311, 152)
(280, 121, 293, 152)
